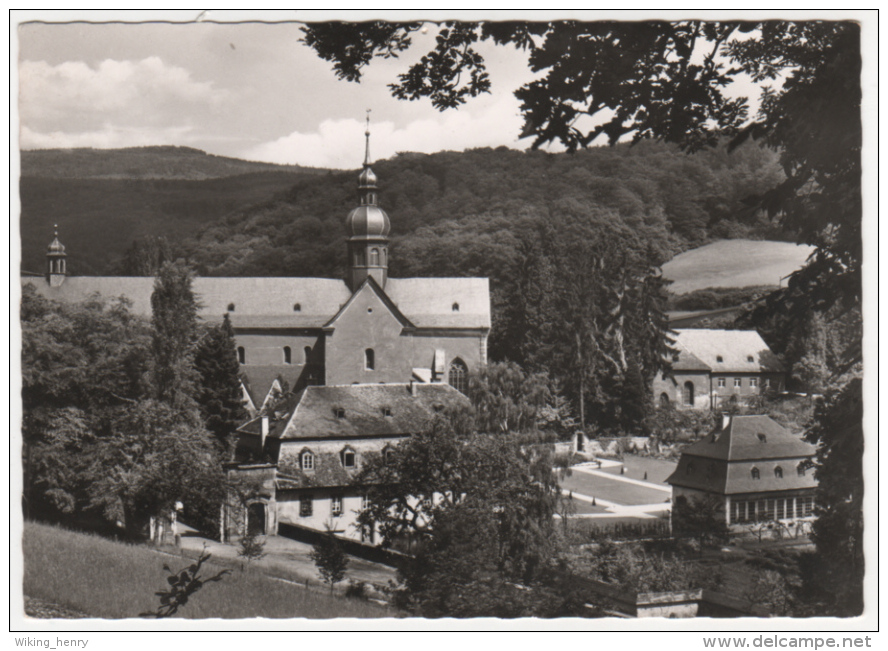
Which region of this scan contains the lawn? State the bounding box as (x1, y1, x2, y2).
(22, 522, 394, 619)
(560, 471, 671, 506)
(597, 455, 677, 485)
(662, 239, 814, 294)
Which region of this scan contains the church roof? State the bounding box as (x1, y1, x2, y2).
(666, 415, 818, 495)
(386, 277, 490, 329)
(239, 382, 468, 441)
(239, 365, 304, 409)
(671, 329, 784, 373)
(23, 275, 490, 330)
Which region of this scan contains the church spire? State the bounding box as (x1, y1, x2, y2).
(345, 110, 390, 291)
(46, 223, 67, 286)
(363, 109, 371, 168)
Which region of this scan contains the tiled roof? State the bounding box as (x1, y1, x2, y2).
(667, 415, 818, 495)
(240, 366, 305, 408)
(672, 329, 784, 373)
(680, 416, 816, 461)
(23, 275, 490, 330)
(670, 346, 711, 371)
(239, 382, 469, 441)
(386, 278, 491, 329)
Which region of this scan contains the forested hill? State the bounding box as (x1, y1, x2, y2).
(20, 146, 324, 180)
(181, 139, 787, 280)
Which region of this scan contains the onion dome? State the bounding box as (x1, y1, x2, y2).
(47, 224, 66, 254)
(346, 204, 390, 238)
(358, 165, 377, 188)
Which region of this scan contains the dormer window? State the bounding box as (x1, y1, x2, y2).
(334, 407, 346, 419)
(716, 355, 724, 363)
(757, 433, 767, 443)
(341, 448, 356, 468)
(452, 302, 460, 312)
(774, 466, 783, 478)
(797, 463, 807, 477)
(747, 355, 754, 363)
(751, 467, 760, 480)
(301, 451, 314, 471)
(382, 407, 392, 417)
(293, 303, 301, 312)
(227, 303, 235, 312)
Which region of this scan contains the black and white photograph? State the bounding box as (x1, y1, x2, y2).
(10, 9, 877, 637)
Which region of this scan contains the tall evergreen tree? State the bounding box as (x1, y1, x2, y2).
(194, 313, 248, 456)
(150, 261, 200, 411)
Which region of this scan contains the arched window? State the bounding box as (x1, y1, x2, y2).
(227, 303, 235, 312)
(304, 346, 312, 364)
(355, 249, 365, 266)
(449, 358, 468, 394)
(341, 448, 356, 469)
(365, 348, 375, 370)
(751, 467, 760, 480)
(283, 346, 292, 364)
(774, 466, 784, 478)
(237, 346, 245, 364)
(381, 248, 386, 265)
(370, 248, 380, 265)
(452, 302, 460, 312)
(301, 451, 314, 471)
(659, 393, 670, 408)
(683, 381, 694, 406)
(293, 303, 301, 312)
(797, 463, 806, 477)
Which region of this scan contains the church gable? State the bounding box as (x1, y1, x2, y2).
(324, 279, 416, 386)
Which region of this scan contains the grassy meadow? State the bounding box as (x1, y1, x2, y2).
(22, 522, 394, 619)
(662, 239, 815, 294)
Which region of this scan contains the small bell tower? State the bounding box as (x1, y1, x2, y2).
(345, 111, 391, 291)
(46, 224, 67, 287)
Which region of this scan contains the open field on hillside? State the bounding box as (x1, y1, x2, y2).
(662, 239, 815, 294)
(22, 522, 393, 619)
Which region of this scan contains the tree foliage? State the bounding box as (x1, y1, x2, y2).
(194, 313, 247, 456)
(803, 378, 864, 616)
(302, 19, 861, 312)
(150, 261, 200, 410)
(21, 277, 225, 540)
(356, 409, 575, 615)
(310, 532, 350, 592)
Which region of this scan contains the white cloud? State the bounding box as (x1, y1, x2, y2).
(19, 124, 197, 150)
(241, 96, 528, 168)
(19, 57, 228, 139)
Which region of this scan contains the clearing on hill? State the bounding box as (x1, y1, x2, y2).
(662, 239, 815, 295)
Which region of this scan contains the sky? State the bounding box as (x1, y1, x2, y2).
(13, 10, 871, 170)
(16, 12, 545, 169)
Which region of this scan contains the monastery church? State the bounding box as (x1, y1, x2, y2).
(23, 124, 490, 541)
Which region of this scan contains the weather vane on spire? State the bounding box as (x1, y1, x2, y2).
(364, 109, 372, 167)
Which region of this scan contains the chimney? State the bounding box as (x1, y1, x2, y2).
(260, 415, 269, 450)
(721, 413, 731, 431)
